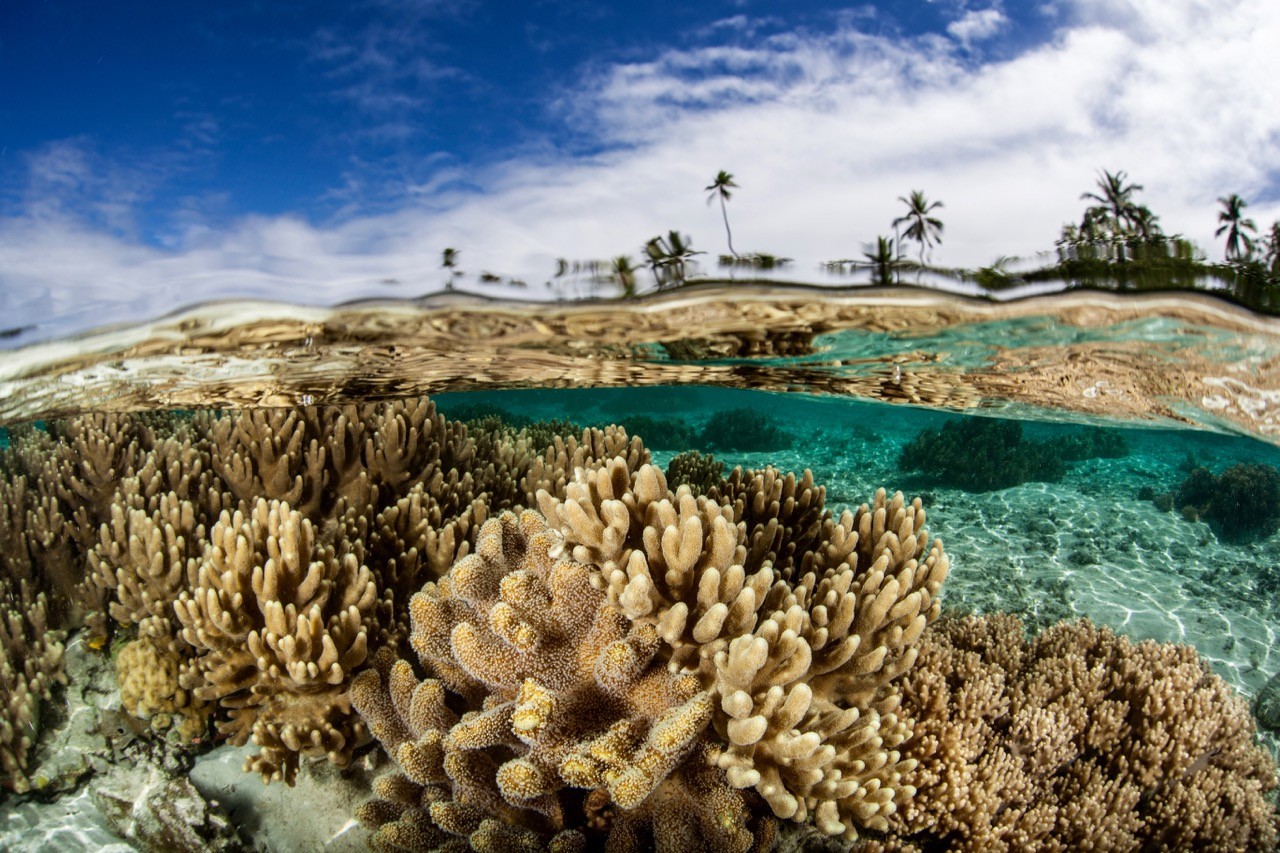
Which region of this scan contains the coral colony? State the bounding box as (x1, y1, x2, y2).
(1, 399, 1277, 850)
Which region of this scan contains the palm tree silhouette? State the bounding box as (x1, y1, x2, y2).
(705, 171, 740, 259)
(644, 231, 702, 289)
(1265, 221, 1280, 275)
(892, 190, 944, 266)
(862, 236, 897, 285)
(1082, 170, 1152, 236)
(1216, 194, 1257, 262)
(612, 255, 639, 298)
(441, 247, 460, 290)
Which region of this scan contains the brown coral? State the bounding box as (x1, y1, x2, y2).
(879, 614, 1280, 852)
(0, 574, 66, 792)
(352, 510, 771, 852)
(173, 498, 378, 783)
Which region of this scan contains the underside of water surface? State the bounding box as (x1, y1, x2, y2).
(2, 284, 1280, 851)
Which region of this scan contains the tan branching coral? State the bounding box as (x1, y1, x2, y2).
(89, 493, 205, 646)
(537, 461, 949, 840)
(49, 413, 150, 551)
(1, 574, 66, 792)
(117, 636, 210, 742)
(173, 498, 378, 784)
(878, 614, 1280, 852)
(352, 510, 772, 852)
(520, 426, 649, 502)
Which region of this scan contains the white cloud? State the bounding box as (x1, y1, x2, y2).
(947, 8, 1009, 46)
(2, 0, 1279, 344)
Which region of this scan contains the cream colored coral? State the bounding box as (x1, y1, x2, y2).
(353, 510, 769, 852)
(173, 497, 377, 784)
(89, 493, 204, 645)
(886, 614, 1280, 852)
(0, 575, 66, 792)
(538, 462, 948, 841)
(116, 636, 210, 741)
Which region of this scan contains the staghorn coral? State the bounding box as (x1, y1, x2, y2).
(537, 460, 949, 840)
(116, 636, 211, 742)
(877, 613, 1280, 852)
(0, 574, 66, 792)
(352, 510, 773, 852)
(173, 498, 378, 784)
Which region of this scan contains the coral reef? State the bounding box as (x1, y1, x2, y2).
(3, 393, 1278, 853)
(897, 417, 1066, 491)
(1150, 461, 1280, 542)
(351, 510, 774, 852)
(665, 450, 725, 494)
(698, 409, 794, 453)
(873, 613, 1279, 851)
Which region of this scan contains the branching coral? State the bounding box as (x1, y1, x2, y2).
(536, 460, 949, 840)
(173, 498, 378, 784)
(666, 450, 724, 494)
(0, 574, 66, 792)
(877, 614, 1280, 852)
(352, 510, 771, 852)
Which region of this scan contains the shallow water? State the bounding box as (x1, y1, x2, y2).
(2, 282, 1279, 850)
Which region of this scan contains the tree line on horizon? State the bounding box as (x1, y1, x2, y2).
(438, 168, 1280, 303)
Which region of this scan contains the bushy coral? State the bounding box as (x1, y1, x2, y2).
(0, 574, 65, 792)
(1161, 461, 1280, 542)
(352, 510, 773, 852)
(173, 498, 379, 783)
(897, 417, 1065, 491)
(623, 415, 699, 451)
(874, 613, 1280, 852)
(698, 410, 794, 453)
(666, 450, 725, 494)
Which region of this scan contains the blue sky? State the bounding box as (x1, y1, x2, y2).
(1, 0, 1278, 342)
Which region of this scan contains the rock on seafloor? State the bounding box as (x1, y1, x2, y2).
(1, 634, 374, 852)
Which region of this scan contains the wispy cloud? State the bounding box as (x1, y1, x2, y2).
(2, 0, 1278, 344)
(947, 8, 1009, 46)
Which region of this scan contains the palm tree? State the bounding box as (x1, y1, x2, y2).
(705, 171, 740, 258)
(644, 231, 702, 289)
(442, 247, 460, 290)
(1265, 221, 1280, 276)
(1081, 169, 1151, 235)
(1216, 194, 1257, 262)
(612, 255, 639, 298)
(862, 236, 897, 285)
(892, 191, 944, 265)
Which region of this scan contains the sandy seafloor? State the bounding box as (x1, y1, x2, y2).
(4, 385, 1279, 851)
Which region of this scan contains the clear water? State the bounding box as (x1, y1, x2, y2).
(2, 280, 1279, 850)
